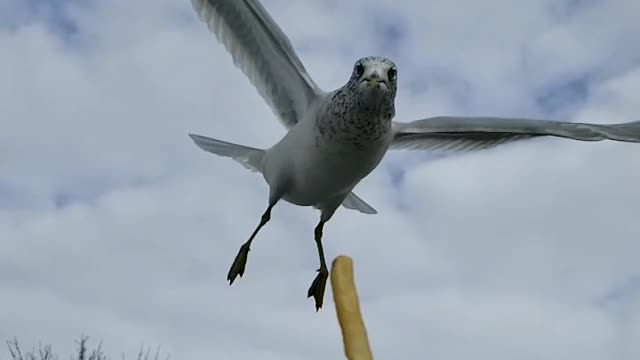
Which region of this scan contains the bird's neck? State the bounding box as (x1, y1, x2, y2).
(319, 87, 395, 147)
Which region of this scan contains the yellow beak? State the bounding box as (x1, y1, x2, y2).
(369, 78, 378, 88)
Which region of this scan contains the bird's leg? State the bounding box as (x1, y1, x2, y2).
(307, 220, 329, 311)
(227, 203, 275, 285)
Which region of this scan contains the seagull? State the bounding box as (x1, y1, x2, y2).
(187, 0, 640, 311)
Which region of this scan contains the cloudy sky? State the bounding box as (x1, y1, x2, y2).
(2, 0, 640, 358)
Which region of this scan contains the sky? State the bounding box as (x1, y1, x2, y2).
(1, 0, 640, 358)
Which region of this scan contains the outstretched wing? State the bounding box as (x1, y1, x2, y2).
(390, 116, 640, 152)
(192, 0, 322, 128)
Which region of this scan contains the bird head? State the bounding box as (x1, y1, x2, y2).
(349, 56, 398, 97)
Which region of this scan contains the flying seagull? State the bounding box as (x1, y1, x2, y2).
(187, 0, 640, 311)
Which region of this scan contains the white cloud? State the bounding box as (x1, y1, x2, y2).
(1, 0, 639, 359)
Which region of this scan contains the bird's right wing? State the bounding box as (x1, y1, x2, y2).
(191, 0, 322, 128)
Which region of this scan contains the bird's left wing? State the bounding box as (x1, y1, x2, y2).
(191, 0, 322, 128)
(390, 116, 640, 152)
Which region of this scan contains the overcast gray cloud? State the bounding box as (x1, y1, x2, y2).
(1, 0, 640, 359)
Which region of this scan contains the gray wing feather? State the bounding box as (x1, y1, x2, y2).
(390, 116, 640, 152)
(192, 0, 321, 128)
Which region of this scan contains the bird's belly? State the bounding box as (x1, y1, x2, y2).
(283, 141, 388, 206)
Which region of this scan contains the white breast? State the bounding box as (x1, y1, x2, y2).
(262, 118, 392, 207)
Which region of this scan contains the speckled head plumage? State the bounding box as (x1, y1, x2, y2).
(316, 56, 398, 144)
(341, 56, 397, 122)
(348, 56, 398, 96)
(319, 56, 398, 144)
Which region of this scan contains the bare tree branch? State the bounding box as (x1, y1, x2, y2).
(6, 336, 164, 360)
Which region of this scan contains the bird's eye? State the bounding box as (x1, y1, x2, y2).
(355, 63, 364, 77)
(387, 68, 397, 81)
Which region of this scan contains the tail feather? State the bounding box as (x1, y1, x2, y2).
(188, 133, 264, 172)
(342, 192, 377, 214)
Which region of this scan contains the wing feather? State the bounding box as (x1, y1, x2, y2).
(192, 0, 321, 128)
(390, 116, 640, 152)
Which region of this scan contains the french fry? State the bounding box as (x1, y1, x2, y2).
(330, 255, 373, 360)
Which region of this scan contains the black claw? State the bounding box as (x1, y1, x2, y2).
(307, 268, 329, 311)
(227, 244, 250, 285)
